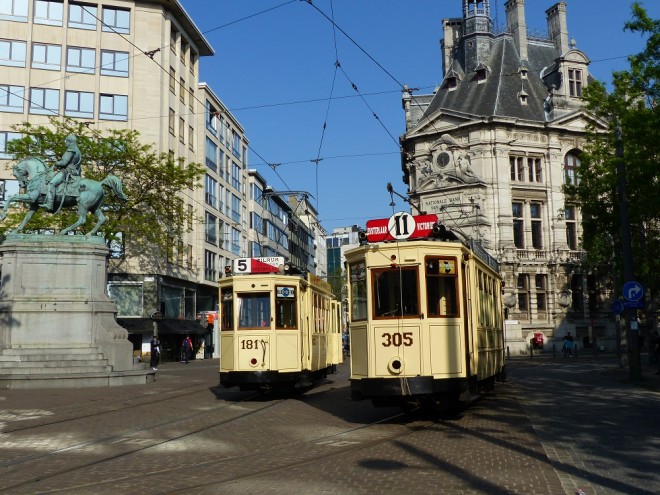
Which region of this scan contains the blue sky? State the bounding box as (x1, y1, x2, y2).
(180, 0, 659, 233)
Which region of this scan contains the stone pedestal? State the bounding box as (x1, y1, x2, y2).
(0, 234, 152, 388)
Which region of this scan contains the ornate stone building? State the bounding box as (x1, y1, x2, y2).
(400, 0, 611, 353)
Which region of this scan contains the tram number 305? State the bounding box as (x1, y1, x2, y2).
(381, 332, 413, 347)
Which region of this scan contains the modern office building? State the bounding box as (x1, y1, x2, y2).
(400, 0, 610, 353)
(0, 0, 251, 359)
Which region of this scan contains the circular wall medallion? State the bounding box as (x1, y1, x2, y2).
(437, 152, 451, 168)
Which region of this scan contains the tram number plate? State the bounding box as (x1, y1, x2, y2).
(241, 339, 261, 350)
(381, 332, 413, 347)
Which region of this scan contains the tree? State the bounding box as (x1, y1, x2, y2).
(4, 118, 205, 261)
(569, 4, 659, 316)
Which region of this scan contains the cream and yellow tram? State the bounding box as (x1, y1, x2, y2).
(346, 213, 506, 409)
(219, 257, 342, 391)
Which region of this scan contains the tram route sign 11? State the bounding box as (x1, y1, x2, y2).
(366, 212, 438, 242)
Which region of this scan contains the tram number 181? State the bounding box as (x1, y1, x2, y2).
(241, 339, 261, 350)
(381, 332, 413, 347)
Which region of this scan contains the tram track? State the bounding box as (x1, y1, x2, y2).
(2, 398, 443, 495)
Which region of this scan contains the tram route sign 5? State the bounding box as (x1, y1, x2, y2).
(366, 212, 438, 242)
(233, 257, 284, 274)
(623, 281, 644, 302)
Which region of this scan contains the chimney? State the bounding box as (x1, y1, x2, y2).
(441, 18, 462, 77)
(546, 2, 570, 55)
(505, 0, 528, 61)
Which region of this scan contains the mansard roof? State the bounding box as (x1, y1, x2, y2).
(423, 35, 559, 123)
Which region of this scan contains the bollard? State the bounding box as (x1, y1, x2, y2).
(530, 344, 534, 359)
(506, 346, 510, 359)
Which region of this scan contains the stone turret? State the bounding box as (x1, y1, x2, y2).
(461, 0, 493, 73)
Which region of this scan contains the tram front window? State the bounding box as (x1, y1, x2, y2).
(426, 257, 459, 316)
(276, 286, 297, 329)
(238, 292, 271, 328)
(372, 268, 419, 318)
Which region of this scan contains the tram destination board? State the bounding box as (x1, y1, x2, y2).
(233, 257, 284, 274)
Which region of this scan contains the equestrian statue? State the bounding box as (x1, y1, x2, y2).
(0, 134, 128, 235)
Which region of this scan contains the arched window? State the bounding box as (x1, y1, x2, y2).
(564, 151, 581, 185)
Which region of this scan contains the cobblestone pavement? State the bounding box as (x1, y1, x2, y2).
(0, 355, 658, 495)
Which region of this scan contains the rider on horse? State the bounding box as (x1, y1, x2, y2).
(41, 134, 82, 211)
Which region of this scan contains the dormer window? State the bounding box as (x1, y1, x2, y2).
(518, 90, 528, 105)
(444, 69, 461, 91)
(568, 68, 583, 97)
(475, 63, 490, 84)
(519, 67, 528, 79)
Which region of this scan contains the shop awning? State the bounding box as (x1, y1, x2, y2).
(117, 318, 151, 332)
(157, 318, 208, 335)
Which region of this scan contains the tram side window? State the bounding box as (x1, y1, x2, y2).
(220, 287, 233, 331)
(238, 292, 271, 328)
(275, 285, 297, 329)
(350, 262, 367, 321)
(372, 267, 419, 318)
(426, 257, 459, 317)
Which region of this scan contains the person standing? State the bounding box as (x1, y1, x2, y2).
(182, 334, 193, 364)
(562, 332, 575, 357)
(150, 334, 161, 371)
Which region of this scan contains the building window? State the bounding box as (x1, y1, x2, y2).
(232, 131, 241, 159)
(0, 85, 24, 112)
(34, 0, 63, 26)
(100, 50, 128, 77)
(188, 86, 194, 112)
(205, 175, 217, 209)
(99, 94, 127, 121)
(64, 90, 93, 118)
(510, 155, 523, 181)
(31, 43, 61, 70)
(446, 76, 457, 90)
(512, 202, 524, 248)
(179, 78, 185, 104)
(565, 205, 578, 250)
(205, 137, 217, 172)
(231, 227, 241, 255)
(0, 131, 21, 159)
(535, 274, 547, 312)
(188, 126, 194, 150)
(231, 162, 241, 191)
(564, 152, 580, 185)
(517, 274, 529, 314)
(0, 39, 27, 67)
(231, 194, 241, 224)
(168, 108, 175, 135)
(102, 6, 130, 34)
(568, 68, 583, 97)
(189, 51, 196, 74)
(178, 117, 185, 143)
(205, 212, 217, 245)
(187, 244, 193, 269)
(528, 157, 542, 183)
(206, 101, 218, 133)
(66, 46, 95, 73)
(107, 282, 143, 317)
(170, 26, 178, 53)
(180, 40, 187, 65)
(169, 67, 176, 93)
(30, 87, 59, 115)
(68, 2, 96, 30)
(204, 250, 216, 281)
(0, 0, 29, 22)
(530, 202, 543, 249)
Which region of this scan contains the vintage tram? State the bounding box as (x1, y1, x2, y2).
(345, 213, 506, 409)
(219, 257, 342, 392)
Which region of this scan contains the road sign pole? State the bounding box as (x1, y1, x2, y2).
(616, 130, 641, 380)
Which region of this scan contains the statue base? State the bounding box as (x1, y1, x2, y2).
(0, 234, 153, 389)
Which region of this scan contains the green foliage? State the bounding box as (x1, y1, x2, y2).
(573, 3, 660, 299)
(5, 118, 205, 256)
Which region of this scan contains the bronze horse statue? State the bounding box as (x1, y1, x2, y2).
(0, 157, 127, 235)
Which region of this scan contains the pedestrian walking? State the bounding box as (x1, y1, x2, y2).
(182, 334, 193, 364)
(150, 334, 161, 370)
(562, 332, 574, 358)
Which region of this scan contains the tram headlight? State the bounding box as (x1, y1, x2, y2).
(388, 357, 404, 375)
